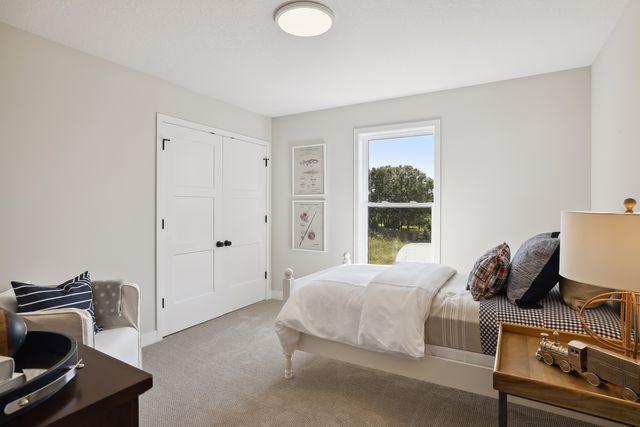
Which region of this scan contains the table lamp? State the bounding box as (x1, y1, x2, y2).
(560, 199, 640, 358)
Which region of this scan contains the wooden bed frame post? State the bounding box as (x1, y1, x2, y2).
(281, 253, 352, 379)
(283, 268, 294, 378)
(284, 354, 293, 379)
(283, 268, 294, 302)
(342, 252, 352, 265)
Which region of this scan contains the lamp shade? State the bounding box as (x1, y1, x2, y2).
(560, 211, 640, 291)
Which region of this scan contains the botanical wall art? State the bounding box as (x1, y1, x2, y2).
(292, 144, 325, 196)
(292, 200, 325, 252)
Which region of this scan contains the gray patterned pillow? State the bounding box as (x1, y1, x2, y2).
(506, 232, 560, 308)
(92, 281, 123, 327)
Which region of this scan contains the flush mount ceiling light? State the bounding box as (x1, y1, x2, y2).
(274, 1, 334, 37)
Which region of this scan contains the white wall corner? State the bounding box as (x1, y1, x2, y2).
(141, 330, 162, 347)
(270, 290, 283, 301)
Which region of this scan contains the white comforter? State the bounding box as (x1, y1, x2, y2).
(275, 262, 457, 358)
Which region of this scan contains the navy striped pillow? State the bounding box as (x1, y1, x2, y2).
(11, 271, 102, 333)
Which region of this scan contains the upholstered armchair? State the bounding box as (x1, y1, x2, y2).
(0, 281, 142, 368)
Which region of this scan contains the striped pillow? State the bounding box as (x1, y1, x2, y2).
(11, 271, 102, 333)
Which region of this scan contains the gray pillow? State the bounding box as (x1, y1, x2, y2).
(506, 232, 560, 308)
(93, 280, 123, 327)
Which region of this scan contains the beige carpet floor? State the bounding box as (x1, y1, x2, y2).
(140, 300, 593, 426)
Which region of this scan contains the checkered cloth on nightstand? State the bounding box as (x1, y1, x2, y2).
(479, 286, 621, 355)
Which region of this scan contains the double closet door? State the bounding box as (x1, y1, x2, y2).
(157, 121, 268, 336)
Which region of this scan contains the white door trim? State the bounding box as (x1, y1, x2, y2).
(155, 113, 271, 339)
(158, 113, 268, 147)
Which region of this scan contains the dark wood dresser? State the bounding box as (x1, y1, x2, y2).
(6, 344, 152, 426)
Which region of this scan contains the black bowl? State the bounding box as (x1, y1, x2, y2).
(0, 331, 78, 423)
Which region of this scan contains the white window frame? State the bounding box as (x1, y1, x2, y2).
(353, 119, 441, 264)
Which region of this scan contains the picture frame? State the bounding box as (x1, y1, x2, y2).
(291, 143, 326, 196)
(292, 200, 326, 252)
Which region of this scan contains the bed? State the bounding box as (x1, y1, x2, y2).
(277, 254, 496, 395)
(276, 253, 623, 424)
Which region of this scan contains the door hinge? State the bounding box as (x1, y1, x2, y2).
(265, 271, 268, 279)
(263, 157, 269, 167)
(162, 138, 170, 150)
(161, 219, 165, 229)
(162, 298, 165, 309)
(264, 215, 268, 223)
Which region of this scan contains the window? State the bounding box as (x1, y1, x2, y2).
(354, 121, 440, 264)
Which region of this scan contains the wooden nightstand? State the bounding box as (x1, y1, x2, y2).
(493, 323, 640, 426)
(6, 344, 152, 426)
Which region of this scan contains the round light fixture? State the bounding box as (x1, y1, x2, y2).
(274, 2, 334, 37)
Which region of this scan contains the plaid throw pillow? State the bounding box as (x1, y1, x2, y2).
(468, 243, 511, 301)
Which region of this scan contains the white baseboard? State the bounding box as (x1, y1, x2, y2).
(270, 290, 283, 300)
(141, 330, 162, 347)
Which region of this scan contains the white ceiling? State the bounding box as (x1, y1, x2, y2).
(0, 0, 628, 117)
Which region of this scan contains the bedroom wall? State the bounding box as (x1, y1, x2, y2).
(591, 1, 639, 211)
(271, 68, 591, 290)
(0, 22, 271, 335)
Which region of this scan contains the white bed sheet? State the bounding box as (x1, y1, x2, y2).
(275, 264, 384, 356)
(276, 263, 482, 358)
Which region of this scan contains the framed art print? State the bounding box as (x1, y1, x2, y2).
(292, 200, 325, 252)
(292, 144, 325, 196)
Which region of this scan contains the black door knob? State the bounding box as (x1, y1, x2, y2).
(216, 241, 224, 248)
(224, 240, 232, 247)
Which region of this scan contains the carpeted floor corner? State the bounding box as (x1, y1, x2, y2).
(140, 300, 593, 426)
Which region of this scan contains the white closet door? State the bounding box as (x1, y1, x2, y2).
(216, 137, 267, 311)
(158, 122, 268, 337)
(160, 125, 223, 336)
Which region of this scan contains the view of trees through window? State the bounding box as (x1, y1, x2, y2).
(368, 134, 434, 264)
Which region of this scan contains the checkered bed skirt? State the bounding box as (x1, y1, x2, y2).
(479, 287, 621, 355)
